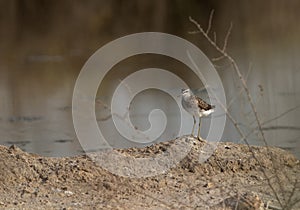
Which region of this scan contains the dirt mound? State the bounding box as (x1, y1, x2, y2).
(0, 137, 299, 209)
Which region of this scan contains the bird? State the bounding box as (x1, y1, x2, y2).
(181, 88, 215, 141)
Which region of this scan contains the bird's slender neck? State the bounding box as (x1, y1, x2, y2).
(182, 92, 192, 100)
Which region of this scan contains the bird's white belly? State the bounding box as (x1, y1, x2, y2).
(200, 109, 214, 117)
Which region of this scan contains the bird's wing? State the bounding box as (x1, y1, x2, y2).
(195, 96, 214, 110)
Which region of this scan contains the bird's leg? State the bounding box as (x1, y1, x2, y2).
(191, 116, 196, 137)
(197, 117, 202, 141)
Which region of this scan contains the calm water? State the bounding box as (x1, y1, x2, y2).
(0, 1, 299, 158)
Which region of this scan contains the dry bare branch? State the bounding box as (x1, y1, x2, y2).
(262, 105, 300, 126)
(227, 63, 253, 110)
(245, 62, 253, 82)
(222, 22, 233, 52)
(212, 55, 225, 61)
(213, 31, 217, 44)
(206, 10, 214, 34)
(227, 88, 243, 111)
(189, 14, 289, 208)
(188, 30, 200, 34)
(262, 125, 300, 131)
(246, 104, 300, 139)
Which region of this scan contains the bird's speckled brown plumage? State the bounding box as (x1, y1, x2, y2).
(194, 95, 215, 111)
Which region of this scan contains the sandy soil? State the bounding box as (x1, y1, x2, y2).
(0, 136, 299, 210)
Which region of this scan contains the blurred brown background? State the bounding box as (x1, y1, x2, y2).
(0, 0, 299, 157)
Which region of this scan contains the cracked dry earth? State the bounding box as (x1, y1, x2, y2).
(0, 137, 299, 210)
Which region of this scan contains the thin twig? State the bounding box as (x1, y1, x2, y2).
(227, 63, 253, 110)
(188, 30, 200, 34)
(245, 104, 300, 138)
(262, 105, 300, 126)
(227, 88, 243, 111)
(213, 32, 217, 43)
(262, 125, 300, 131)
(213, 62, 232, 69)
(212, 55, 225, 61)
(206, 10, 214, 34)
(222, 22, 233, 52)
(245, 62, 253, 82)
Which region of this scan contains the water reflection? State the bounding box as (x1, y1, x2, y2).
(0, 1, 299, 158)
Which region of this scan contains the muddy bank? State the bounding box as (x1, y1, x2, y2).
(0, 137, 299, 209)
